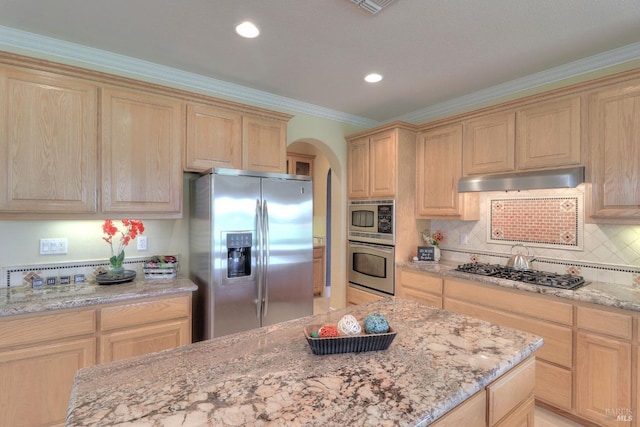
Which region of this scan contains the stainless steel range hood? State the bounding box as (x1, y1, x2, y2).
(458, 166, 584, 192)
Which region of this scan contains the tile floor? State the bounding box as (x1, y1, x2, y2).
(312, 294, 583, 426)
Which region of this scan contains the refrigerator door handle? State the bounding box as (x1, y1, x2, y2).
(255, 198, 263, 320)
(262, 200, 270, 317)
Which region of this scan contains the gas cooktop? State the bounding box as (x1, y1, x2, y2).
(455, 263, 587, 290)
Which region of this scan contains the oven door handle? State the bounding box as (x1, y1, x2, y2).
(348, 242, 394, 254)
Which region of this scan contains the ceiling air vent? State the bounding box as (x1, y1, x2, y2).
(350, 0, 396, 14)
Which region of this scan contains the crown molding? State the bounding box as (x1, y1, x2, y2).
(1, 25, 638, 129)
(393, 41, 640, 124)
(0, 25, 379, 129)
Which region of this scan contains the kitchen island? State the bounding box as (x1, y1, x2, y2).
(67, 297, 542, 426)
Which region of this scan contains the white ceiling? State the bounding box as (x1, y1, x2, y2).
(0, 0, 639, 126)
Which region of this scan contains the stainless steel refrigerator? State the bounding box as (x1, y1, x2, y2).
(189, 168, 313, 340)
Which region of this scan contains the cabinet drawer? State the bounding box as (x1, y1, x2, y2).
(536, 360, 572, 410)
(577, 306, 632, 340)
(347, 286, 384, 306)
(0, 308, 96, 348)
(487, 356, 535, 426)
(445, 279, 573, 325)
(313, 247, 324, 258)
(432, 390, 486, 427)
(100, 295, 191, 331)
(399, 269, 443, 295)
(445, 298, 571, 367)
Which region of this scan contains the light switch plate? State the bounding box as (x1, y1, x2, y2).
(137, 236, 148, 251)
(39, 238, 68, 255)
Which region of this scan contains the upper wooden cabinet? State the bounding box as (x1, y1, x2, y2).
(101, 86, 184, 217)
(0, 66, 98, 214)
(346, 125, 416, 199)
(463, 112, 516, 175)
(416, 124, 479, 220)
(462, 96, 581, 175)
(242, 115, 287, 173)
(588, 78, 640, 223)
(287, 152, 315, 176)
(185, 105, 290, 174)
(185, 103, 242, 172)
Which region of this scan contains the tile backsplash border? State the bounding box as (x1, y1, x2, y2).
(1, 257, 149, 287)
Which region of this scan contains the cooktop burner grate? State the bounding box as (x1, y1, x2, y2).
(455, 263, 586, 290)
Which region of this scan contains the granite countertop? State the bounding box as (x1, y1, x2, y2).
(398, 261, 640, 313)
(0, 277, 197, 317)
(66, 297, 542, 426)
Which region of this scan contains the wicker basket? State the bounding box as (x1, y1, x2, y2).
(304, 325, 396, 355)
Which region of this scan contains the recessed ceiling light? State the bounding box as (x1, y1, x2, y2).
(364, 73, 383, 83)
(236, 21, 260, 38)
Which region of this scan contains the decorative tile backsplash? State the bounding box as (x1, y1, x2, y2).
(488, 195, 583, 250)
(431, 186, 640, 285)
(1, 257, 148, 287)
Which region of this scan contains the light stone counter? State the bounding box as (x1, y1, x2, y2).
(66, 297, 542, 426)
(399, 261, 640, 313)
(0, 277, 197, 317)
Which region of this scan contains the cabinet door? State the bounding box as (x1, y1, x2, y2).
(576, 331, 631, 427)
(463, 112, 515, 175)
(101, 87, 184, 216)
(417, 125, 478, 219)
(347, 136, 370, 198)
(369, 129, 396, 197)
(99, 319, 190, 363)
(313, 246, 324, 296)
(494, 395, 535, 427)
(589, 80, 640, 223)
(516, 96, 581, 170)
(185, 103, 242, 172)
(287, 153, 315, 176)
(242, 115, 286, 173)
(0, 337, 95, 427)
(0, 67, 98, 213)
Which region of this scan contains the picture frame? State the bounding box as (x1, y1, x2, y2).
(417, 246, 436, 261)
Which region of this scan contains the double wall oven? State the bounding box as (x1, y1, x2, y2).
(347, 200, 395, 296)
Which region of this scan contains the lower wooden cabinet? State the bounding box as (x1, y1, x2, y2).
(432, 357, 535, 427)
(346, 285, 384, 306)
(313, 246, 325, 296)
(98, 295, 192, 363)
(396, 268, 443, 308)
(0, 293, 192, 427)
(0, 337, 95, 427)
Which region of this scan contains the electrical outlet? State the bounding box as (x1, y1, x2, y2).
(137, 236, 148, 251)
(39, 238, 68, 255)
(460, 233, 468, 245)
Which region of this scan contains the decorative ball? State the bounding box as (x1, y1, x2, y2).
(337, 314, 362, 335)
(318, 325, 340, 338)
(310, 330, 319, 338)
(364, 313, 390, 334)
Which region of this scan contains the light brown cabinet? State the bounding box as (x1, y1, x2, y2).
(0, 293, 192, 427)
(432, 357, 535, 427)
(396, 268, 443, 308)
(101, 86, 184, 217)
(287, 152, 315, 176)
(313, 245, 325, 296)
(442, 277, 574, 412)
(185, 104, 290, 174)
(416, 124, 479, 220)
(575, 306, 632, 427)
(98, 295, 192, 363)
(462, 96, 581, 176)
(346, 124, 416, 199)
(185, 103, 242, 171)
(243, 115, 287, 173)
(0, 66, 98, 214)
(346, 286, 384, 306)
(588, 78, 640, 223)
(463, 112, 516, 175)
(347, 129, 396, 198)
(0, 308, 97, 427)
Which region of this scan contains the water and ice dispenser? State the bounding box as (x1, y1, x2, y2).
(226, 232, 252, 278)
